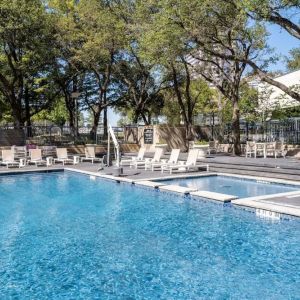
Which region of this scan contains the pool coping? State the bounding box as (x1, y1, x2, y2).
(2, 167, 300, 219)
(63, 168, 300, 218)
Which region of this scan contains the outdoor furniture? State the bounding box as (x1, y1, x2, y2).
(255, 142, 266, 158)
(120, 147, 146, 166)
(73, 155, 80, 165)
(131, 148, 163, 169)
(245, 141, 286, 159)
(28, 149, 47, 166)
(11, 146, 27, 160)
(274, 141, 287, 158)
(1, 150, 21, 168)
(148, 149, 180, 171)
(265, 142, 276, 158)
(208, 141, 218, 154)
(39, 146, 57, 157)
(81, 146, 104, 165)
(54, 148, 74, 165)
(245, 141, 256, 158)
(161, 149, 209, 174)
(46, 157, 54, 167)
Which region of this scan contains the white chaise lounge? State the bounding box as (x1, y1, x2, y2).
(81, 146, 104, 165)
(120, 147, 146, 166)
(28, 149, 47, 166)
(54, 148, 74, 165)
(1, 150, 21, 168)
(130, 147, 164, 169)
(161, 149, 209, 174)
(147, 149, 181, 171)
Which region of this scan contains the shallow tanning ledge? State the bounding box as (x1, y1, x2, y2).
(135, 180, 166, 188)
(190, 191, 238, 203)
(159, 185, 197, 195)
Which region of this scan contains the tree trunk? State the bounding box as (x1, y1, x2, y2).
(231, 97, 241, 155)
(141, 112, 150, 125)
(64, 93, 76, 136)
(24, 86, 32, 137)
(103, 108, 108, 137)
(11, 100, 24, 129)
(90, 109, 101, 143)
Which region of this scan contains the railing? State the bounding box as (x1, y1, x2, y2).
(0, 125, 139, 146)
(205, 118, 300, 144)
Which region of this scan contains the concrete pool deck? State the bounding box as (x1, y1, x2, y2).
(1, 160, 300, 218)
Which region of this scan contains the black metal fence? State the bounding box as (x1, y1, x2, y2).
(220, 118, 300, 144)
(2, 119, 300, 146)
(0, 124, 138, 146)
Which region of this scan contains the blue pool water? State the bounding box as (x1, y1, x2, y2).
(0, 172, 299, 299)
(159, 175, 299, 198)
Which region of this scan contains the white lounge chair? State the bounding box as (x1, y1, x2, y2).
(120, 147, 145, 166)
(11, 145, 27, 160)
(1, 150, 21, 168)
(148, 149, 181, 171)
(81, 146, 104, 165)
(28, 149, 47, 166)
(131, 147, 164, 169)
(162, 149, 209, 174)
(54, 148, 74, 165)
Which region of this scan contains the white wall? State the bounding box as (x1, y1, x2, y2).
(257, 69, 300, 111)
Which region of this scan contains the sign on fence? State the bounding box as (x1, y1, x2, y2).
(144, 128, 154, 144)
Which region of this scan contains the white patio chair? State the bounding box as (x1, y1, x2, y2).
(162, 149, 209, 174)
(54, 148, 74, 165)
(131, 147, 164, 169)
(81, 146, 104, 165)
(120, 147, 146, 166)
(28, 149, 47, 166)
(1, 150, 21, 168)
(149, 149, 181, 171)
(265, 142, 276, 158)
(245, 141, 256, 158)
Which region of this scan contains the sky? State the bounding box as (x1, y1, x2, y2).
(267, 24, 299, 72)
(108, 23, 300, 126)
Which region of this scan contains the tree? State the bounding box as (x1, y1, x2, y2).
(49, 0, 87, 135)
(114, 57, 165, 124)
(240, 0, 300, 39)
(195, 0, 300, 102)
(73, 0, 127, 138)
(287, 48, 300, 71)
(0, 93, 12, 124)
(0, 0, 58, 128)
(32, 98, 68, 127)
(141, 0, 259, 154)
(161, 79, 215, 128)
(136, 1, 211, 145)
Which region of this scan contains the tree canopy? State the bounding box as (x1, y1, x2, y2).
(0, 0, 299, 153)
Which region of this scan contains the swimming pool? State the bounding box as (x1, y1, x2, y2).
(158, 175, 299, 198)
(0, 172, 299, 299)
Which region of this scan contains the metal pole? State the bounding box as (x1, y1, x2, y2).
(107, 130, 110, 167)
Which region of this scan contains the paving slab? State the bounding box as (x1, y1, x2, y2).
(159, 185, 197, 195)
(134, 180, 166, 188)
(232, 199, 300, 218)
(190, 191, 238, 203)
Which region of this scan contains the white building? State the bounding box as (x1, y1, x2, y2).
(256, 69, 300, 111)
